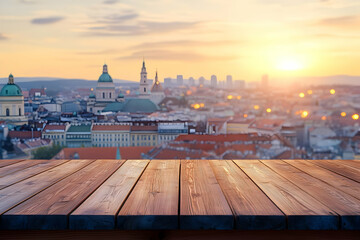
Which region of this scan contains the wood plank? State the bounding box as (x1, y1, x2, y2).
(209, 160, 285, 230)
(180, 160, 234, 230)
(2, 160, 124, 230)
(0, 160, 48, 178)
(0, 160, 93, 215)
(233, 160, 338, 230)
(70, 160, 149, 230)
(0, 160, 69, 190)
(263, 160, 360, 230)
(0, 159, 24, 168)
(336, 160, 360, 169)
(117, 160, 179, 230)
(284, 160, 360, 201)
(311, 160, 360, 183)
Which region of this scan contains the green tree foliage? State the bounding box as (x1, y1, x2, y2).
(32, 144, 63, 160)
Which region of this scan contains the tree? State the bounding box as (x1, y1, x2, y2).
(3, 135, 14, 152)
(32, 144, 63, 159)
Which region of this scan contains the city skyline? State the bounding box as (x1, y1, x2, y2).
(1, 0, 360, 83)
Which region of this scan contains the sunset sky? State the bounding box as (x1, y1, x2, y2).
(1, 0, 360, 83)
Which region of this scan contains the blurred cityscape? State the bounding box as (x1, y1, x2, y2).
(1, 61, 359, 160)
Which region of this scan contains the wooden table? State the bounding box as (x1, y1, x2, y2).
(0, 159, 359, 232)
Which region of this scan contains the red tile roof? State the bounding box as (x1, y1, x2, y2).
(131, 125, 158, 131)
(92, 125, 131, 131)
(55, 146, 153, 160)
(9, 131, 41, 139)
(43, 124, 67, 131)
(175, 134, 260, 143)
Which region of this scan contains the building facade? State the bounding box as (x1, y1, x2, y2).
(92, 123, 131, 147)
(65, 123, 92, 148)
(0, 74, 27, 125)
(42, 124, 69, 146)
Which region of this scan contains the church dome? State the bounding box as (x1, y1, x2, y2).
(118, 93, 124, 98)
(0, 74, 23, 96)
(89, 93, 95, 98)
(98, 64, 113, 83)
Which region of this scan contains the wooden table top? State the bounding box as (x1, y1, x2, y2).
(0, 159, 359, 230)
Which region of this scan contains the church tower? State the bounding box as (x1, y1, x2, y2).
(139, 60, 150, 97)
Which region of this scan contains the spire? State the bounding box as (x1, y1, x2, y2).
(155, 70, 158, 82)
(8, 73, 14, 84)
(103, 64, 108, 74)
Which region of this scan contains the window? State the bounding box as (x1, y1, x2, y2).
(144, 87, 146, 92)
(109, 92, 112, 98)
(103, 92, 105, 98)
(19, 108, 21, 116)
(5, 90, 8, 94)
(6, 108, 9, 116)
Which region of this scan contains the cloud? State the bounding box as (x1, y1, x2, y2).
(18, 0, 37, 4)
(117, 49, 237, 61)
(97, 12, 139, 23)
(316, 15, 359, 26)
(86, 20, 202, 36)
(77, 49, 119, 55)
(0, 33, 8, 40)
(103, 0, 119, 4)
(129, 40, 244, 50)
(31, 16, 65, 25)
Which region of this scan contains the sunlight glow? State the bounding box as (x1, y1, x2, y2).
(276, 57, 304, 71)
(330, 89, 336, 95)
(352, 114, 359, 120)
(299, 92, 305, 98)
(266, 108, 272, 113)
(341, 112, 347, 117)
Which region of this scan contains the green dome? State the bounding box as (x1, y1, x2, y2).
(0, 84, 22, 96)
(89, 93, 95, 98)
(118, 93, 124, 98)
(98, 64, 113, 82)
(98, 73, 113, 82)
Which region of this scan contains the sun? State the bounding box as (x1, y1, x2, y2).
(276, 57, 304, 71)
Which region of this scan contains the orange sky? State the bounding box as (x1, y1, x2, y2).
(1, 0, 360, 83)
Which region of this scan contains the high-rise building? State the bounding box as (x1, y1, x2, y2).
(164, 78, 172, 88)
(188, 77, 195, 86)
(177, 75, 183, 86)
(198, 76, 205, 86)
(211, 75, 217, 88)
(235, 80, 245, 89)
(226, 75, 233, 88)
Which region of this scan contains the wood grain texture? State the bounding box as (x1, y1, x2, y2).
(0, 159, 24, 168)
(0, 160, 47, 178)
(263, 160, 360, 230)
(2, 160, 124, 230)
(284, 160, 360, 201)
(0, 160, 69, 190)
(180, 160, 233, 230)
(233, 160, 338, 230)
(0, 160, 93, 215)
(117, 160, 179, 230)
(311, 160, 360, 183)
(336, 160, 360, 169)
(70, 160, 149, 230)
(209, 160, 285, 230)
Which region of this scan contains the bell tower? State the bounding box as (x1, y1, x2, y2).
(139, 60, 150, 97)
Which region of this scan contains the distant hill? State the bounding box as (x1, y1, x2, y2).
(0, 77, 138, 91)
